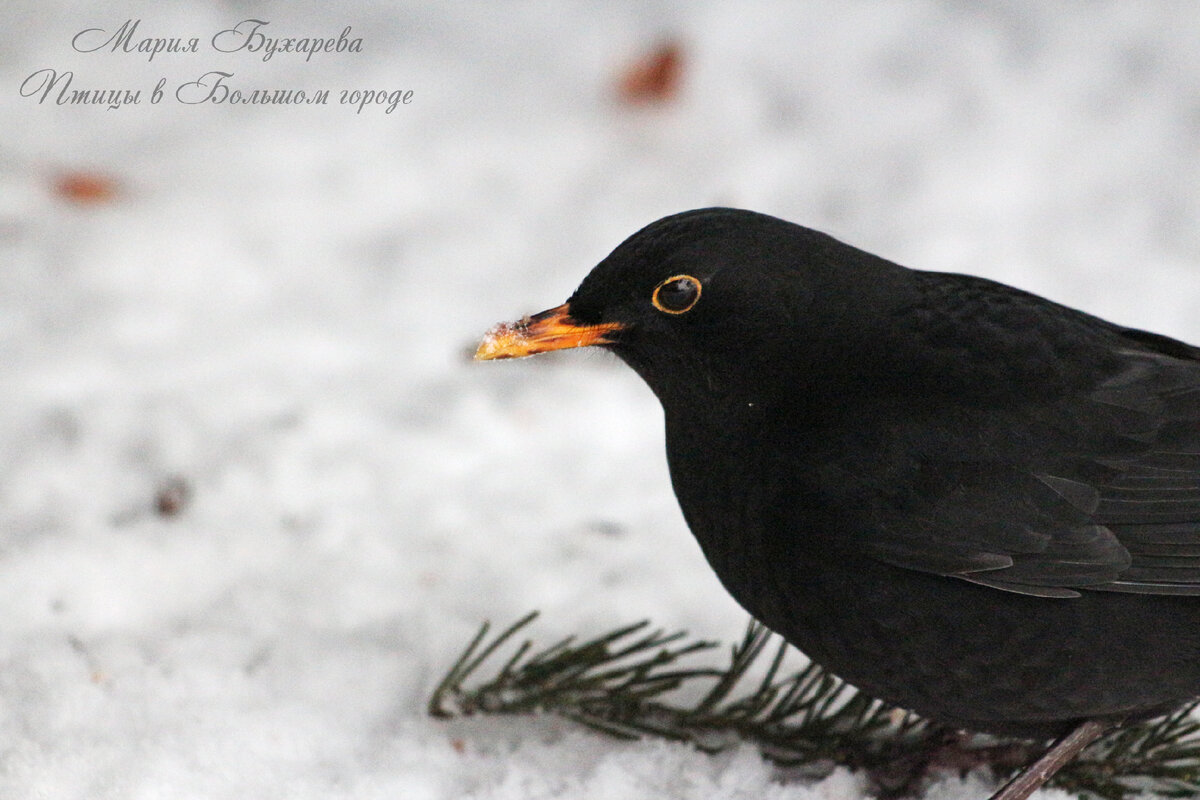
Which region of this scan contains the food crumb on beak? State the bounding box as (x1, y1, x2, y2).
(475, 320, 528, 360)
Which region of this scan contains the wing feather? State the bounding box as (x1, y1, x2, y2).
(860, 335, 1200, 598)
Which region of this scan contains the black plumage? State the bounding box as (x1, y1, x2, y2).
(476, 208, 1200, 799)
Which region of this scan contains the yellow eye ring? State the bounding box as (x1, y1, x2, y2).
(651, 274, 702, 315)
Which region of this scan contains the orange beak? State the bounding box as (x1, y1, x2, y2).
(475, 303, 624, 360)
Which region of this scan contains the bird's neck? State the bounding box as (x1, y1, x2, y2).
(662, 399, 813, 616)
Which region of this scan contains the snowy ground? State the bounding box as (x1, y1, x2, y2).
(2, 2, 1199, 798)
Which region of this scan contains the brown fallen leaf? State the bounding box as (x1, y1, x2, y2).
(617, 39, 683, 106)
(154, 475, 192, 518)
(53, 170, 120, 205)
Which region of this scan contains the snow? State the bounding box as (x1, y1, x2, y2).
(2, 2, 1198, 798)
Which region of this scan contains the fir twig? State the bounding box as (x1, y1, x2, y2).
(428, 613, 1200, 800)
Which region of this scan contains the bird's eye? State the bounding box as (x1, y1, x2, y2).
(651, 275, 702, 315)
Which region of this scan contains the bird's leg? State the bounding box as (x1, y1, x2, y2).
(988, 719, 1111, 800)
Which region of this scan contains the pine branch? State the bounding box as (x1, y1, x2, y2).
(428, 613, 1200, 800)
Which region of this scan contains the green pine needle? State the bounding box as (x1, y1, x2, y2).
(428, 613, 1200, 800)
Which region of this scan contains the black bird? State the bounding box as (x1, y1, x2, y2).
(475, 208, 1200, 800)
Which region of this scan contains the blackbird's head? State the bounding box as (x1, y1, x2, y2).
(476, 208, 902, 405)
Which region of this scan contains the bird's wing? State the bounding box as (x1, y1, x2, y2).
(862, 343, 1200, 599)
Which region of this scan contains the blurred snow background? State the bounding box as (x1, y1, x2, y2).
(2, 2, 1199, 798)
